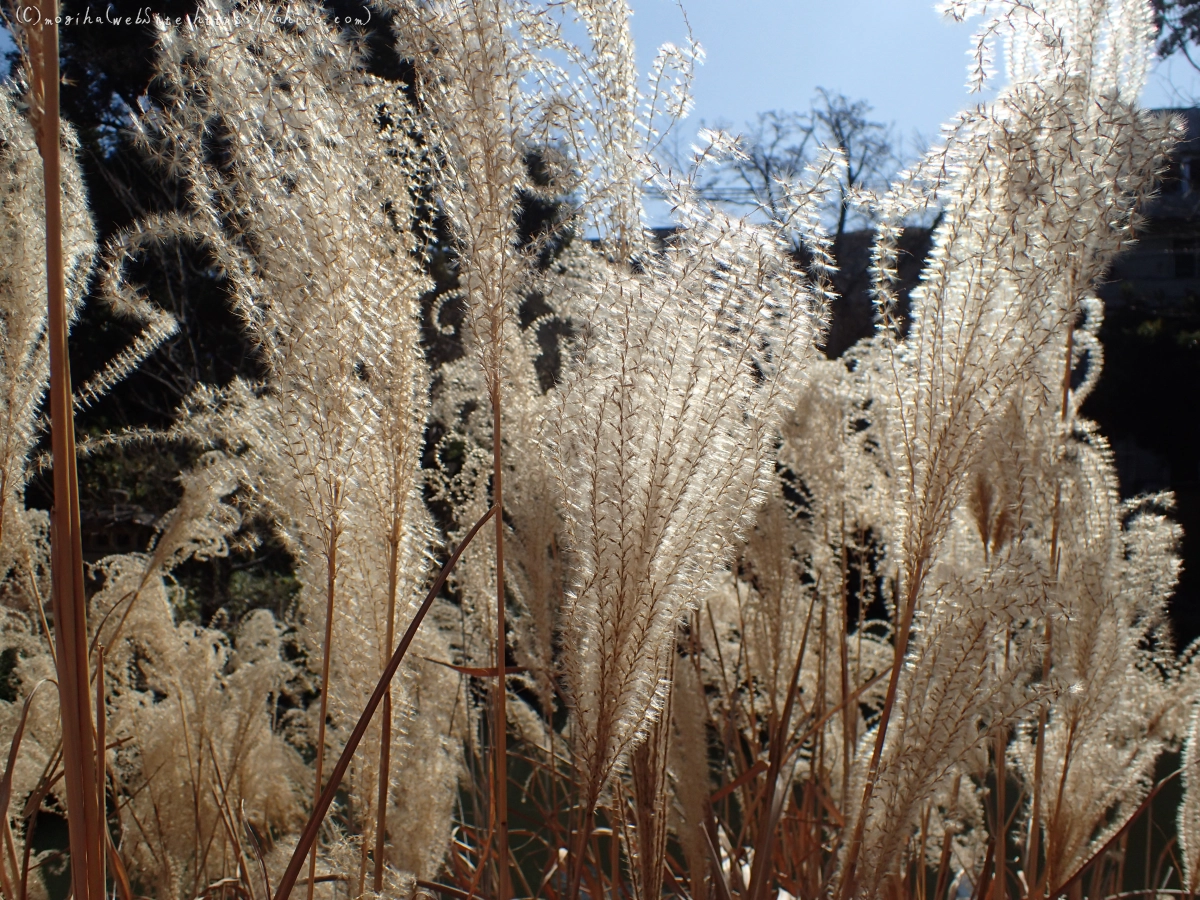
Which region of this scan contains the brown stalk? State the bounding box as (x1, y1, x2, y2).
(629, 662, 674, 900)
(1043, 770, 1180, 900)
(917, 804, 930, 900)
(20, 810, 37, 900)
(994, 726, 1006, 900)
(240, 801, 272, 900)
(608, 803, 620, 898)
(356, 801, 372, 899)
(0, 680, 53, 900)
(209, 785, 253, 900)
(1, 819, 18, 900)
(28, 10, 103, 898)
(934, 828, 955, 900)
(971, 838, 995, 900)
(273, 505, 496, 900)
(306, 528, 339, 900)
(417, 879, 491, 900)
(710, 760, 768, 806)
(662, 860, 688, 899)
(566, 787, 597, 900)
(104, 826, 134, 900)
(464, 815, 496, 900)
(701, 822, 735, 900)
(490, 386, 511, 900)
(19, 741, 62, 824)
(746, 590, 817, 900)
(0, 681, 54, 832)
(172, 675, 204, 887)
(932, 775, 961, 900)
(420, 659, 527, 678)
(371, 516, 403, 893)
(1025, 620, 1052, 900)
(838, 502, 853, 808)
(95, 645, 107, 895)
(25, 562, 57, 672)
(208, 742, 255, 900)
(1153, 838, 1181, 900)
(838, 555, 928, 900)
(1029, 313, 1076, 900)
(785, 668, 889, 762)
(582, 824, 608, 900)
(507, 836, 534, 899)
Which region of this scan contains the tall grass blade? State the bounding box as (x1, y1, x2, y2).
(29, 7, 102, 897)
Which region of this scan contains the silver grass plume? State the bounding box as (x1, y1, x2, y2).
(837, 1, 1181, 896)
(1025, 470, 1184, 890)
(430, 316, 569, 719)
(0, 84, 95, 590)
(756, 354, 896, 800)
(541, 152, 836, 812)
(0, 76, 298, 899)
(84, 454, 305, 899)
(107, 1, 458, 886)
(392, 9, 711, 890)
(1182, 701, 1200, 893)
(387, 0, 532, 393)
(685, 362, 897, 870)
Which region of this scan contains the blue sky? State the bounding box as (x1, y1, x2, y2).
(629, 0, 1200, 149)
(4, 0, 1198, 148)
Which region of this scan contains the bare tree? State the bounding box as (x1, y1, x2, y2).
(698, 89, 897, 245)
(691, 91, 912, 356)
(1155, 0, 1200, 71)
(699, 110, 816, 214)
(812, 89, 896, 240)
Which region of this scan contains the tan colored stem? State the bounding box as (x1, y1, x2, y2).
(1026, 620, 1052, 900)
(747, 592, 816, 900)
(995, 726, 1007, 900)
(491, 387, 511, 900)
(839, 506, 853, 809)
(630, 660, 674, 900)
(33, 11, 103, 898)
(307, 531, 338, 900)
(839, 558, 926, 900)
(372, 523, 402, 893)
(1034, 308, 1076, 897)
(96, 645, 106, 894)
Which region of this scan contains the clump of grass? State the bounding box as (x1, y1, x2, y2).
(2, 1, 1198, 900)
